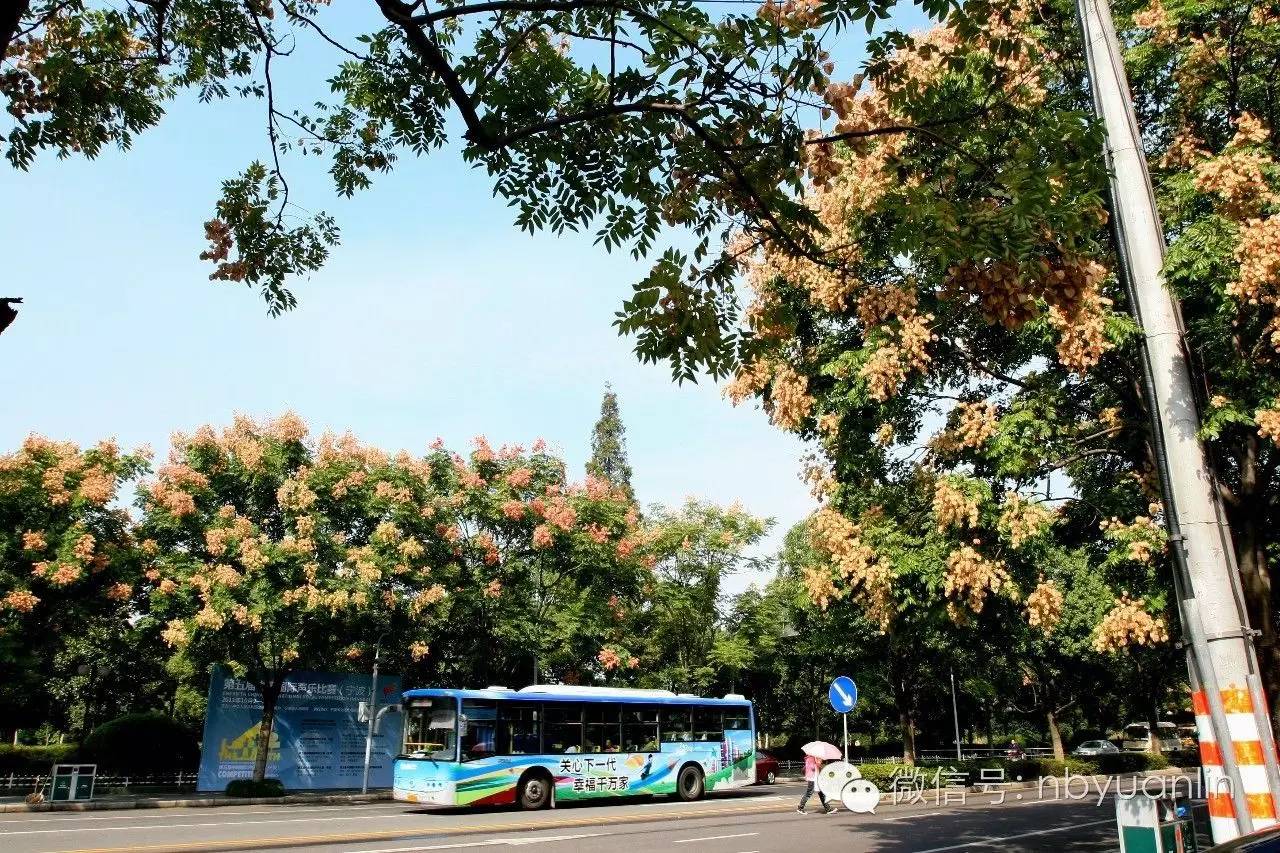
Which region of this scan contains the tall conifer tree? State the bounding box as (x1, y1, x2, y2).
(587, 385, 635, 504)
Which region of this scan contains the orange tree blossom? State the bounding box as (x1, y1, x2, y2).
(716, 0, 1267, 749)
(137, 413, 666, 782)
(0, 436, 150, 732)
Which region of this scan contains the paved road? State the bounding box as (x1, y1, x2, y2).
(0, 782, 1139, 853)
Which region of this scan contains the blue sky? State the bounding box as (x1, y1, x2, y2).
(0, 3, 929, 593)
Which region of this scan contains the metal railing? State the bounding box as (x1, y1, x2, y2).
(772, 748, 1054, 773)
(2, 771, 199, 795)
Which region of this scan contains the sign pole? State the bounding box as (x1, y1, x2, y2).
(361, 642, 381, 795)
(843, 712, 849, 762)
(950, 669, 962, 761)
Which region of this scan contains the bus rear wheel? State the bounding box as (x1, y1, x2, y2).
(675, 764, 705, 802)
(518, 771, 552, 810)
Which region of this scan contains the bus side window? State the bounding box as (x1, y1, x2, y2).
(543, 704, 584, 754)
(460, 700, 497, 762)
(723, 709, 750, 732)
(661, 706, 692, 742)
(498, 704, 539, 755)
(693, 708, 723, 742)
(585, 704, 621, 754)
(623, 707, 659, 752)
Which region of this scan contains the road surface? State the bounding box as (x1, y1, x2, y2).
(0, 782, 1145, 853)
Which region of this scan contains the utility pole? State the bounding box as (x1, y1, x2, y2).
(950, 670, 962, 761)
(361, 639, 382, 795)
(1076, 0, 1280, 841)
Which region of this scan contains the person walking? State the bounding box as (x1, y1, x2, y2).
(796, 753, 836, 814)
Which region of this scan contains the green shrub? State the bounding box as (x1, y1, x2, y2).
(1038, 758, 1099, 778)
(1167, 748, 1200, 768)
(1092, 752, 1161, 774)
(0, 743, 79, 773)
(854, 762, 907, 791)
(225, 778, 285, 798)
(81, 712, 198, 772)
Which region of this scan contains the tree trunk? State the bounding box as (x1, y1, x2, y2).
(1235, 510, 1280, 712)
(252, 678, 283, 783)
(899, 708, 917, 766)
(0, 1, 31, 65)
(1047, 709, 1065, 761)
(985, 706, 994, 748)
(1147, 705, 1164, 756)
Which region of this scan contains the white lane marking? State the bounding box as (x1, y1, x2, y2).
(0, 804, 402, 825)
(908, 818, 1114, 852)
(3, 812, 413, 835)
(639, 795, 783, 808)
(672, 832, 759, 844)
(347, 843, 496, 852)
(883, 811, 945, 821)
(348, 835, 602, 853)
(504, 835, 603, 846)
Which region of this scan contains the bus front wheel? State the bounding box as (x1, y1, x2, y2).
(518, 771, 553, 810)
(675, 764, 705, 802)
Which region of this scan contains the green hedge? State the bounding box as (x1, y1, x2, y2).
(0, 744, 79, 773)
(81, 712, 199, 773)
(1090, 752, 1170, 774)
(849, 753, 1175, 790)
(225, 778, 285, 797)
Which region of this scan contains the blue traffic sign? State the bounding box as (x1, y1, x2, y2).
(829, 676, 858, 714)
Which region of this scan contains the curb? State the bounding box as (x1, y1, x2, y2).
(0, 791, 392, 813)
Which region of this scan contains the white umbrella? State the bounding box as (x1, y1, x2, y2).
(801, 741, 842, 760)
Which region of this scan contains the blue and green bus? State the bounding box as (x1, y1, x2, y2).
(393, 685, 756, 809)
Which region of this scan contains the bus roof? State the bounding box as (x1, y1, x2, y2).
(401, 685, 752, 707)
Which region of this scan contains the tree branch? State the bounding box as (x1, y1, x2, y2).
(1038, 447, 1127, 473)
(0, 0, 32, 65)
(245, 3, 290, 222)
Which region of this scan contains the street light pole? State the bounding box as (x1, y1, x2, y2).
(1075, 0, 1280, 841)
(361, 639, 382, 795)
(950, 670, 962, 761)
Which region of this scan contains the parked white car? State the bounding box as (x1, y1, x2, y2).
(1072, 739, 1121, 756)
(1122, 722, 1180, 752)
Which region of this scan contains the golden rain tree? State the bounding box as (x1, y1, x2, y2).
(0, 436, 149, 731)
(139, 414, 461, 783)
(139, 414, 653, 782)
(721, 0, 1201, 730)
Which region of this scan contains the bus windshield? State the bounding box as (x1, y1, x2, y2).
(403, 699, 458, 761)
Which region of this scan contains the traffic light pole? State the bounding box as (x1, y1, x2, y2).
(1075, 0, 1280, 841)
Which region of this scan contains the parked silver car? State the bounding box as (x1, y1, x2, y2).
(1072, 739, 1121, 756)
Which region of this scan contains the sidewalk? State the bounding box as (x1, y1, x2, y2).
(0, 789, 392, 813)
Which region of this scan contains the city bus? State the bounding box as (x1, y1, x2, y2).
(393, 685, 756, 809)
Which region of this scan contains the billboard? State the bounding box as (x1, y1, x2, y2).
(197, 666, 404, 792)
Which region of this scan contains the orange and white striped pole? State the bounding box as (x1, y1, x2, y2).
(1191, 681, 1278, 838)
(1078, 0, 1280, 843)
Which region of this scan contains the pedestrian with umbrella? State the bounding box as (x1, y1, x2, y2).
(797, 741, 840, 814)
